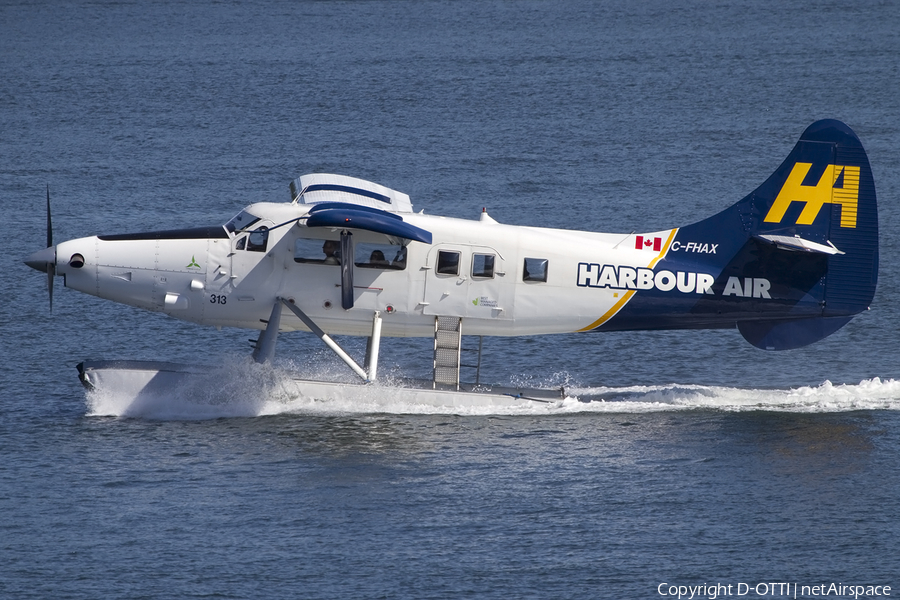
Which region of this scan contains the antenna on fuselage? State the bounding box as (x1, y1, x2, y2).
(612, 231, 636, 249)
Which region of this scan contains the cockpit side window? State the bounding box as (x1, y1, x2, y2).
(246, 226, 268, 252)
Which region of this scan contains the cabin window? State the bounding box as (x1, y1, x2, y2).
(235, 236, 246, 251)
(436, 250, 460, 275)
(471, 253, 495, 279)
(523, 257, 548, 282)
(355, 242, 407, 270)
(294, 237, 342, 265)
(246, 226, 268, 252)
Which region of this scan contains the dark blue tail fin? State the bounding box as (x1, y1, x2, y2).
(679, 119, 878, 349)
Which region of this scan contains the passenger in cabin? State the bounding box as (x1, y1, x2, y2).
(322, 240, 341, 265)
(369, 250, 389, 267)
(391, 247, 407, 268)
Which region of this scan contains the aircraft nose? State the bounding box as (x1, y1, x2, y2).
(25, 246, 56, 273)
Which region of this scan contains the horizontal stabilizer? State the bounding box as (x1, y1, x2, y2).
(754, 234, 844, 255)
(738, 316, 852, 351)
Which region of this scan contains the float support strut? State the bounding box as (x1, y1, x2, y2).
(365, 311, 382, 381)
(252, 301, 283, 364)
(278, 297, 368, 381)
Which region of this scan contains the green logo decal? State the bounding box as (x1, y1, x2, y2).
(472, 296, 499, 308)
(187, 255, 201, 269)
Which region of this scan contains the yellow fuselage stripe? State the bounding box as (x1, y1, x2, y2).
(576, 228, 678, 332)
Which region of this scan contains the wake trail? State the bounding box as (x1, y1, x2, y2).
(83, 357, 900, 420)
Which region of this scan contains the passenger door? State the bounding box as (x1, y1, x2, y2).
(422, 244, 513, 320)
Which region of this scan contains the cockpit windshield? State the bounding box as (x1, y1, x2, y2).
(225, 210, 261, 234)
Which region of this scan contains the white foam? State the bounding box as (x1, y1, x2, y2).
(84, 358, 900, 420)
(567, 377, 900, 413)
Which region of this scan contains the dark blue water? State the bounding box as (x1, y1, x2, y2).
(3, 1, 900, 598)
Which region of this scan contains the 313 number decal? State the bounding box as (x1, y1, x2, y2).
(209, 294, 227, 305)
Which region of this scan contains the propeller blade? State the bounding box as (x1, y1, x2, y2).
(47, 185, 54, 311)
(46, 184, 53, 248)
(24, 187, 57, 311)
(42, 185, 56, 312)
(48, 263, 55, 312)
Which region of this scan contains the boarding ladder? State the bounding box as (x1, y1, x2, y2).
(433, 317, 483, 390)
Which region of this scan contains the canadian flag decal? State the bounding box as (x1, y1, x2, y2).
(635, 235, 662, 251)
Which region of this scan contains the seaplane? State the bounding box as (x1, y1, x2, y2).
(25, 119, 878, 408)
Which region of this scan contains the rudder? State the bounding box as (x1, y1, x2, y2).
(665, 120, 878, 350)
(740, 119, 878, 348)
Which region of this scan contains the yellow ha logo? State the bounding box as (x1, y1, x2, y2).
(764, 163, 859, 228)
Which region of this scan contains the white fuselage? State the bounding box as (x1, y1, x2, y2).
(53, 201, 686, 338)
